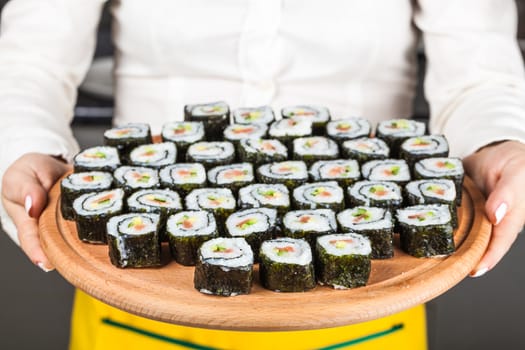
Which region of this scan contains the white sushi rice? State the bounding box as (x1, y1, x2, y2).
(326, 118, 371, 139)
(161, 121, 205, 143)
(224, 123, 268, 141)
(128, 189, 182, 210)
(104, 123, 150, 139)
(73, 188, 125, 216)
(281, 105, 330, 123)
(362, 159, 411, 182)
(238, 184, 290, 208)
(293, 136, 339, 156)
(167, 211, 216, 237)
(114, 166, 159, 188)
(406, 179, 456, 202)
(293, 181, 344, 205)
(396, 204, 452, 226)
(260, 238, 312, 265)
(283, 209, 337, 233)
(199, 237, 253, 268)
(310, 159, 360, 180)
(129, 142, 176, 166)
(376, 119, 425, 137)
(268, 118, 312, 137)
(107, 213, 159, 237)
(401, 135, 449, 154)
(226, 208, 277, 237)
(240, 139, 288, 157)
(62, 171, 113, 190)
(258, 161, 308, 179)
(414, 157, 464, 177)
(337, 207, 393, 231)
(350, 180, 402, 202)
(208, 163, 254, 185)
(159, 163, 207, 185)
(233, 106, 274, 124)
(187, 141, 235, 160)
(317, 233, 372, 257)
(185, 188, 236, 210)
(342, 137, 390, 156)
(74, 146, 120, 168)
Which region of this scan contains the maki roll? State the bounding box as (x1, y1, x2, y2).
(73, 188, 125, 244)
(309, 159, 360, 187)
(185, 188, 236, 230)
(348, 180, 403, 210)
(129, 142, 177, 169)
(256, 161, 309, 190)
(337, 207, 394, 259)
(60, 171, 113, 220)
(361, 159, 411, 186)
(161, 121, 205, 161)
(113, 166, 159, 195)
(292, 136, 339, 166)
(106, 213, 162, 268)
(159, 163, 207, 195)
(184, 101, 230, 141)
(282, 209, 337, 246)
(232, 106, 275, 125)
(186, 141, 235, 170)
(405, 179, 458, 228)
(414, 157, 464, 206)
(166, 211, 219, 266)
(326, 118, 372, 144)
(238, 183, 290, 215)
(268, 118, 312, 148)
(315, 233, 372, 289)
(281, 105, 330, 135)
(207, 163, 254, 194)
(376, 118, 426, 157)
(341, 137, 390, 164)
(194, 237, 254, 296)
(259, 237, 316, 292)
(238, 138, 288, 166)
(73, 146, 120, 173)
(292, 181, 345, 211)
(396, 204, 455, 257)
(103, 123, 152, 163)
(223, 123, 268, 145)
(225, 208, 278, 261)
(399, 135, 449, 170)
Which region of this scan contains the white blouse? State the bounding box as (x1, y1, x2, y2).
(1, 0, 525, 242)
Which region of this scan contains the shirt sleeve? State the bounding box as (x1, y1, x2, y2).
(0, 0, 106, 243)
(414, 0, 525, 157)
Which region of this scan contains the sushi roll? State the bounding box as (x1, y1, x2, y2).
(259, 237, 316, 292)
(184, 101, 230, 141)
(166, 211, 219, 266)
(315, 233, 372, 289)
(73, 146, 121, 173)
(194, 237, 254, 296)
(223, 123, 268, 145)
(341, 137, 390, 165)
(232, 106, 275, 125)
(396, 204, 455, 257)
(238, 138, 288, 166)
(282, 209, 337, 247)
(225, 208, 278, 261)
(103, 123, 152, 163)
(292, 136, 339, 166)
(185, 188, 237, 231)
(281, 105, 330, 135)
(161, 121, 205, 161)
(256, 161, 309, 190)
(113, 166, 159, 195)
(129, 142, 177, 169)
(186, 141, 236, 170)
(414, 157, 464, 206)
(73, 188, 125, 244)
(60, 171, 113, 220)
(309, 159, 361, 187)
(159, 163, 207, 196)
(238, 183, 290, 215)
(292, 181, 345, 211)
(361, 159, 411, 186)
(268, 118, 313, 148)
(376, 118, 426, 157)
(207, 163, 255, 194)
(348, 180, 403, 210)
(337, 207, 394, 259)
(405, 179, 458, 228)
(326, 118, 372, 144)
(399, 135, 449, 170)
(106, 213, 162, 268)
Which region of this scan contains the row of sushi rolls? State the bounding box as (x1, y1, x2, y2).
(61, 101, 464, 296)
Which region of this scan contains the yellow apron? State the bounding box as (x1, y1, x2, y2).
(70, 290, 427, 350)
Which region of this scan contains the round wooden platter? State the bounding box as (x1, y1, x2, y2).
(39, 176, 491, 331)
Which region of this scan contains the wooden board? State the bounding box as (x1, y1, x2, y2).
(39, 176, 491, 331)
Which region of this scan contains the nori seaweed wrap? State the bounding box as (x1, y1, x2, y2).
(232, 106, 275, 125)
(207, 163, 254, 194)
(325, 117, 372, 145)
(259, 237, 316, 292)
(186, 141, 236, 170)
(292, 136, 339, 166)
(341, 137, 390, 165)
(103, 123, 152, 164)
(73, 146, 121, 173)
(281, 105, 330, 136)
(348, 180, 403, 210)
(159, 163, 207, 196)
(128, 142, 177, 169)
(238, 138, 288, 166)
(184, 101, 230, 141)
(161, 121, 205, 162)
(309, 159, 361, 187)
(185, 188, 237, 231)
(282, 209, 337, 247)
(361, 159, 411, 187)
(292, 181, 345, 211)
(106, 213, 162, 268)
(113, 166, 159, 195)
(315, 233, 372, 289)
(194, 237, 253, 296)
(237, 183, 290, 215)
(399, 135, 449, 170)
(375, 118, 426, 158)
(256, 161, 309, 190)
(414, 157, 464, 206)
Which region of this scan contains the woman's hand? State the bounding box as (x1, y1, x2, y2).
(2, 153, 70, 271)
(463, 141, 525, 277)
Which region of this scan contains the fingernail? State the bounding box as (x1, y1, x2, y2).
(494, 202, 508, 225)
(470, 267, 489, 278)
(36, 262, 53, 273)
(24, 195, 32, 215)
